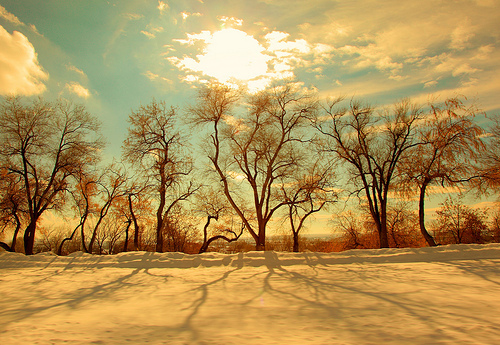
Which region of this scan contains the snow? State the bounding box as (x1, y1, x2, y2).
(1, 244, 500, 344)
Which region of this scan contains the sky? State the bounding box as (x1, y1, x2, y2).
(1, 0, 500, 234)
(1, 0, 499, 156)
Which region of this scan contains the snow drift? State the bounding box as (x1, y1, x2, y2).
(1, 244, 499, 344)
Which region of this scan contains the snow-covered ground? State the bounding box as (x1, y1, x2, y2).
(1, 244, 500, 345)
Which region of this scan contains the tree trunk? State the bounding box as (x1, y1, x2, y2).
(0, 242, 13, 252)
(292, 232, 299, 252)
(128, 194, 140, 251)
(419, 180, 437, 246)
(23, 220, 37, 255)
(58, 223, 81, 255)
(123, 220, 131, 252)
(256, 227, 266, 251)
(9, 215, 21, 252)
(2, 218, 23, 252)
(378, 224, 389, 248)
(156, 169, 166, 253)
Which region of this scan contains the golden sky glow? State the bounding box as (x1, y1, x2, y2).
(0, 0, 499, 151)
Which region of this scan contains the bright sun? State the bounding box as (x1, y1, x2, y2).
(180, 28, 271, 84)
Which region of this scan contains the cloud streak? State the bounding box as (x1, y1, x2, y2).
(65, 81, 90, 99)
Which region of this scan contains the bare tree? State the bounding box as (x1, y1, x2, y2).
(195, 188, 243, 254)
(58, 164, 126, 254)
(188, 82, 318, 250)
(85, 165, 127, 254)
(398, 97, 484, 246)
(110, 171, 153, 252)
(385, 202, 422, 248)
(58, 166, 96, 255)
(162, 204, 199, 253)
(334, 211, 366, 250)
(279, 162, 336, 252)
(123, 99, 198, 252)
(0, 97, 102, 255)
(433, 196, 489, 244)
(94, 217, 124, 254)
(314, 98, 421, 248)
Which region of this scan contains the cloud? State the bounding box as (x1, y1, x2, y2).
(141, 30, 156, 39)
(218, 16, 243, 27)
(168, 24, 336, 92)
(181, 12, 203, 21)
(0, 5, 23, 26)
(450, 20, 475, 51)
(0, 25, 48, 96)
(66, 64, 86, 78)
(65, 82, 90, 99)
(433, 54, 480, 76)
(143, 71, 159, 80)
(122, 13, 144, 21)
(141, 25, 164, 39)
(265, 31, 310, 54)
(424, 80, 438, 88)
(158, 1, 169, 14)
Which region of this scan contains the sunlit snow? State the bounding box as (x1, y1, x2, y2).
(1, 244, 499, 344)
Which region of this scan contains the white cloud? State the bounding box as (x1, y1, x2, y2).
(28, 24, 41, 36)
(66, 64, 86, 78)
(0, 25, 48, 96)
(265, 31, 310, 54)
(143, 71, 159, 80)
(169, 25, 336, 91)
(141, 30, 156, 39)
(0, 5, 23, 26)
(158, 1, 168, 14)
(65, 81, 90, 99)
(181, 12, 203, 21)
(218, 16, 243, 27)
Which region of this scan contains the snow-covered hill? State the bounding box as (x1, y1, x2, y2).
(1, 244, 499, 344)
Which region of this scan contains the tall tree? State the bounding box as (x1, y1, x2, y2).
(0, 97, 102, 254)
(189, 83, 317, 250)
(123, 99, 197, 252)
(398, 97, 484, 246)
(314, 98, 421, 248)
